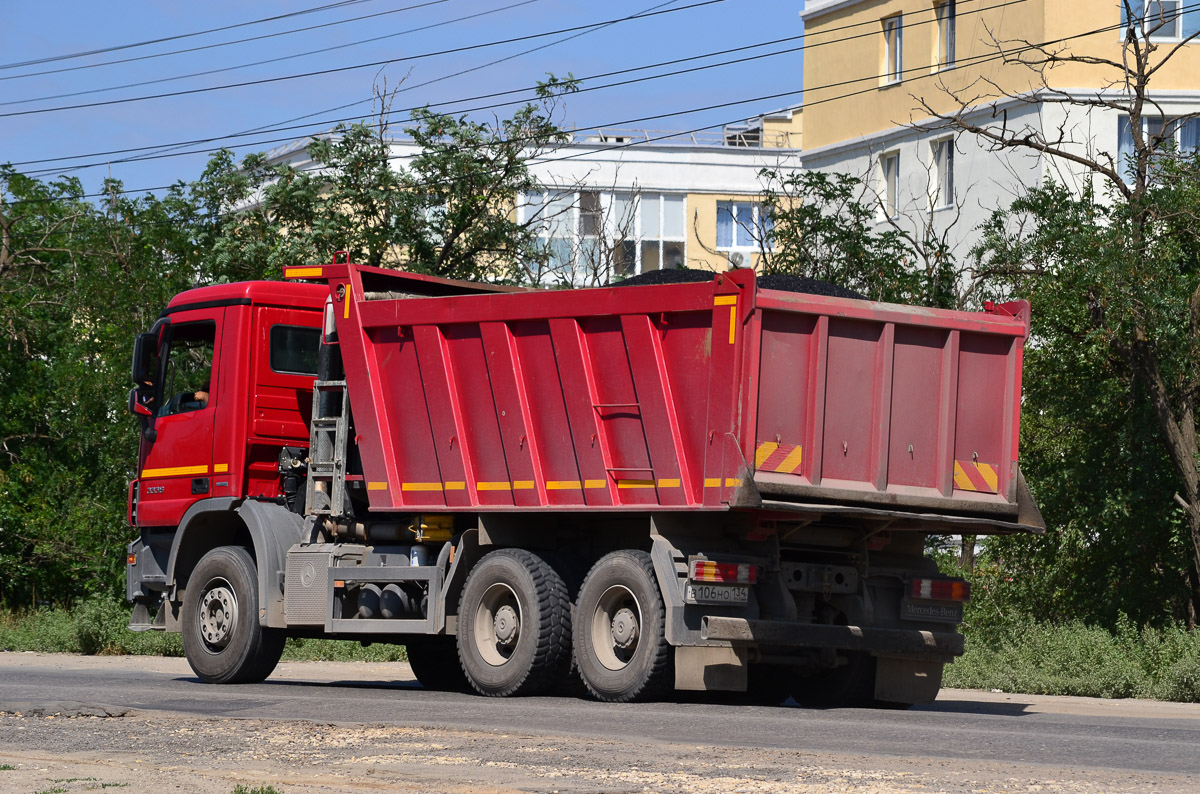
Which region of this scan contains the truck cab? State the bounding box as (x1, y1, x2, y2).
(126, 281, 327, 628)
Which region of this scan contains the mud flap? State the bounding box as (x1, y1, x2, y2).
(874, 655, 943, 704)
(674, 645, 748, 692)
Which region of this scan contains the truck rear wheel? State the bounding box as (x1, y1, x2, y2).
(457, 549, 571, 697)
(573, 550, 672, 703)
(181, 546, 284, 684)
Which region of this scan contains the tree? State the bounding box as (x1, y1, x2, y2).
(926, 2, 1200, 624)
(196, 75, 579, 284)
(0, 168, 201, 605)
(756, 168, 961, 308)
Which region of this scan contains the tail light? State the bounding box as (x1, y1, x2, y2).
(910, 578, 970, 602)
(689, 559, 758, 585)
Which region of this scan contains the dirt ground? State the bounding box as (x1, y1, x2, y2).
(2, 657, 1198, 794)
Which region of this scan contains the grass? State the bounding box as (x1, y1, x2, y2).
(945, 614, 1200, 701)
(8, 597, 1200, 702)
(0, 764, 16, 770)
(0, 598, 406, 662)
(231, 786, 283, 794)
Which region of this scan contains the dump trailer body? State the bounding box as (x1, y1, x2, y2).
(127, 257, 1038, 705)
(293, 261, 1035, 532)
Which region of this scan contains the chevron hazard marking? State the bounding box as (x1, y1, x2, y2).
(953, 460, 1000, 494)
(755, 441, 804, 475)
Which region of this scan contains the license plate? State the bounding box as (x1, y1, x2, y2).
(901, 599, 963, 624)
(686, 583, 749, 605)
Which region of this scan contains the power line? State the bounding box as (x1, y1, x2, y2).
(18, 35, 809, 174)
(1, 0, 499, 91)
(97, 0, 691, 177)
(3, 8, 1138, 214)
(0, 0, 385, 72)
(0, 0, 729, 120)
(0, 0, 544, 108)
(13, 0, 1026, 174)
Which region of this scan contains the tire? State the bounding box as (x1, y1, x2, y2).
(457, 549, 572, 697)
(406, 636, 469, 692)
(181, 546, 285, 684)
(573, 550, 673, 703)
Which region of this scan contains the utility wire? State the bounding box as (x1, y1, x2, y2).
(0, 0, 386, 72)
(108, 0, 690, 177)
(13, 0, 1025, 173)
(0, 0, 543, 107)
(2, 8, 1140, 213)
(0, 0, 728, 119)
(19, 34, 808, 173)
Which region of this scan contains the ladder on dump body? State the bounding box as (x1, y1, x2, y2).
(305, 379, 348, 519)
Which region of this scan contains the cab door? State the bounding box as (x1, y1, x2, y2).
(136, 309, 222, 527)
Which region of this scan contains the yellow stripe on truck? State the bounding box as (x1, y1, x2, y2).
(141, 464, 208, 479)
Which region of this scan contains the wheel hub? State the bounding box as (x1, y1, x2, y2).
(611, 607, 639, 648)
(199, 583, 237, 649)
(493, 604, 520, 646)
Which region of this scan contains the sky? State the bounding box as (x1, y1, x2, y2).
(0, 0, 806, 201)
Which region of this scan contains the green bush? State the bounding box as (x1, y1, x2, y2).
(0, 600, 183, 656)
(0, 606, 78, 653)
(947, 613, 1200, 702)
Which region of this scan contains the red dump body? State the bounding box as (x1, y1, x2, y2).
(293, 262, 1030, 525)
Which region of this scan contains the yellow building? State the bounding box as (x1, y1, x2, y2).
(795, 0, 1200, 256)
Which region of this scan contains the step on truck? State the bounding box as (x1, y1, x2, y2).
(126, 253, 1043, 705)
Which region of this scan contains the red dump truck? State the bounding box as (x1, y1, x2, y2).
(126, 254, 1042, 706)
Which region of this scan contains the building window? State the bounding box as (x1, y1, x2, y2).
(1117, 114, 1200, 182)
(641, 193, 687, 271)
(932, 138, 954, 208)
(716, 201, 773, 250)
(881, 152, 900, 218)
(935, 1, 955, 70)
(520, 190, 684, 281)
(1184, 116, 1200, 152)
(882, 15, 903, 84)
(1145, 0, 1182, 39)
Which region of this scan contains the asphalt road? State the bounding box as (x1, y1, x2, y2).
(3, 652, 1199, 779)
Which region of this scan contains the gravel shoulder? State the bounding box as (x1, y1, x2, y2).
(2, 653, 1198, 794)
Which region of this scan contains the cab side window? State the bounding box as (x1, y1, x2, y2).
(269, 324, 320, 376)
(158, 322, 215, 417)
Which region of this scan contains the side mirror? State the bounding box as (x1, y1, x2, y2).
(131, 325, 164, 387)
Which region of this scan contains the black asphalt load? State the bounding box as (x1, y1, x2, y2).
(614, 267, 866, 300)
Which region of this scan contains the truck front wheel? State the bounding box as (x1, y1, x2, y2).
(573, 550, 672, 702)
(181, 546, 285, 684)
(457, 549, 572, 697)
